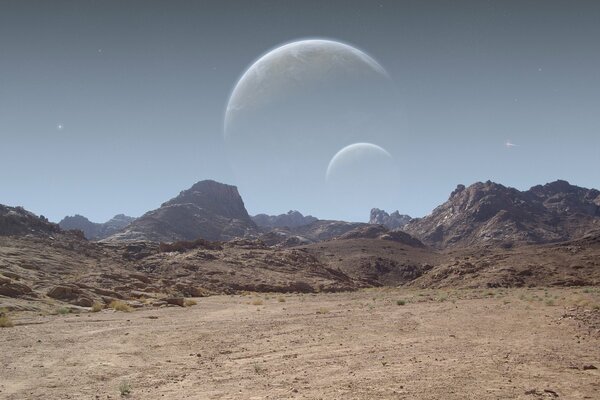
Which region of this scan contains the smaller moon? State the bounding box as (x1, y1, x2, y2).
(326, 142, 392, 181)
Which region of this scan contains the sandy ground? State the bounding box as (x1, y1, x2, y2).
(1, 288, 599, 400)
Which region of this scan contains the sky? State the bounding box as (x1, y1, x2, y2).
(1, 0, 599, 223)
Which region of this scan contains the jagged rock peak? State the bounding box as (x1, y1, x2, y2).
(369, 208, 412, 230)
(404, 180, 600, 248)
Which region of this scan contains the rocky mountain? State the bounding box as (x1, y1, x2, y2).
(404, 180, 600, 248)
(104, 180, 257, 242)
(0, 204, 60, 237)
(258, 220, 366, 247)
(369, 208, 412, 230)
(252, 210, 318, 228)
(59, 214, 135, 240)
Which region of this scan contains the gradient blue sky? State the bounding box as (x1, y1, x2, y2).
(1, 0, 599, 222)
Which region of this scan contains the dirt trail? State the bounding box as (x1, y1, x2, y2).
(1, 288, 599, 399)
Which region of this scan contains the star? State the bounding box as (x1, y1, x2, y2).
(57, 124, 64, 130)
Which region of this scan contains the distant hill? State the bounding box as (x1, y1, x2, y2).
(0, 204, 60, 237)
(252, 210, 318, 228)
(404, 180, 600, 248)
(104, 180, 258, 242)
(59, 214, 135, 240)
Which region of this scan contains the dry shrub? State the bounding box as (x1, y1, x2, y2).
(109, 300, 132, 312)
(184, 299, 197, 307)
(0, 315, 14, 328)
(91, 302, 103, 312)
(316, 307, 330, 314)
(277, 297, 286, 303)
(251, 298, 264, 306)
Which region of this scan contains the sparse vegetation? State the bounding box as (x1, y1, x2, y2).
(0, 315, 14, 328)
(184, 299, 197, 307)
(396, 299, 406, 306)
(108, 300, 132, 312)
(91, 302, 103, 312)
(119, 380, 132, 396)
(57, 307, 70, 315)
(253, 363, 266, 374)
(316, 307, 330, 314)
(277, 296, 286, 303)
(251, 298, 264, 306)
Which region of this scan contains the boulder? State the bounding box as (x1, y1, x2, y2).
(0, 280, 33, 297)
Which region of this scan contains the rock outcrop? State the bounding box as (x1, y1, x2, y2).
(0, 204, 60, 237)
(252, 210, 318, 228)
(259, 220, 366, 247)
(404, 180, 600, 248)
(369, 208, 412, 230)
(59, 214, 135, 240)
(104, 180, 257, 242)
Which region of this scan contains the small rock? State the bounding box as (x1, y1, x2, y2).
(582, 364, 597, 370)
(165, 297, 185, 307)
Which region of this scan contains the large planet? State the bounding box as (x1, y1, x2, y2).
(224, 39, 389, 136)
(222, 38, 399, 219)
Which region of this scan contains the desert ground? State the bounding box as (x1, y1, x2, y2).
(2, 287, 599, 400)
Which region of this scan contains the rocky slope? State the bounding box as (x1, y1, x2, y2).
(59, 214, 135, 240)
(252, 210, 318, 228)
(2, 203, 600, 313)
(404, 180, 600, 248)
(0, 204, 60, 237)
(369, 208, 412, 230)
(258, 220, 366, 247)
(104, 180, 258, 242)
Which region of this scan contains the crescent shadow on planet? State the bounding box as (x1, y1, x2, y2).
(325, 142, 392, 181)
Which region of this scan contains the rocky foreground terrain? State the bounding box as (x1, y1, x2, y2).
(2, 288, 599, 399)
(1, 179, 599, 399)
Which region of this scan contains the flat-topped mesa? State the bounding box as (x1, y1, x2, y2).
(104, 180, 257, 243)
(162, 180, 252, 221)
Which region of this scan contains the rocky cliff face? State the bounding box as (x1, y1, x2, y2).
(369, 208, 412, 230)
(404, 180, 600, 248)
(252, 210, 318, 228)
(104, 180, 257, 242)
(0, 204, 60, 237)
(59, 214, 135, 240)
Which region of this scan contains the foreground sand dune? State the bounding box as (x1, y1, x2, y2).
(2, 288, 599, 399)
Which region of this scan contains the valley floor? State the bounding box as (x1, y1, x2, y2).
(1, 288, 599, 399)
